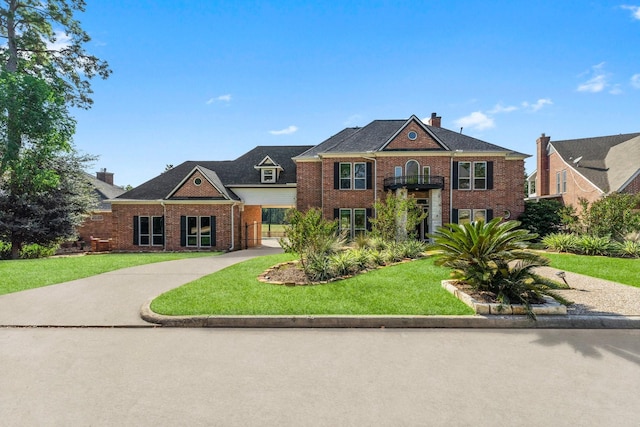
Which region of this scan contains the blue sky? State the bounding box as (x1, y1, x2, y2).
(71, 0, 640, 187)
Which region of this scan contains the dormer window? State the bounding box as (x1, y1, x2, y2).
(262, 168, 276, 183)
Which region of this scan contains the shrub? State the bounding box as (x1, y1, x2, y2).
(369, 250, 386, 266)
(430, 219, 569, 318)
(0, 241, 10, 259)
(19, 243, 57, 259)
(518, 199, 563, 239)
(568, 194, 640, 241)
(329, 251, 359, 277)
(615, 240, 640, 258)
(351, 248, 374, 270)
(574, 235, 615, 256)
(542, 233, 579, 253)
(398, 240, 427, 259)
(369, 191, 427, 242)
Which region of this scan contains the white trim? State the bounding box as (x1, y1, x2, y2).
(379, 115, 448, 151)
(549, 142, 604, 195)
(166, 166, 230, 199)
(617, 168, 640, 193)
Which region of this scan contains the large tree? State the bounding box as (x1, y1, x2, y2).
(0, 0, 110, 169)
(0, 149, 97, 259)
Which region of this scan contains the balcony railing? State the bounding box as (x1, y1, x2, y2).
(383, 175, 445, 190)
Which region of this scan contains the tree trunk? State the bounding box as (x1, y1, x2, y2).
(10, 238, 21, 260)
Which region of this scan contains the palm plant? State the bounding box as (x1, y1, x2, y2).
(430, 218, 569, 316)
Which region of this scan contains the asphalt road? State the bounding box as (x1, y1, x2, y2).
(1, 328, 639, 426)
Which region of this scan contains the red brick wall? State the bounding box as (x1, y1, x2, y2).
(621, 173, 640, 195)
(384, 123, 443, 150)
(171, 170, 223, 198)
(77, 211, 114, 244)
(296, 161, 322, 211)
(297, 154, 526, 225)
(548, 152, 602, 210)
(111, 202, 241, 251)
(242, 205, 262, 247)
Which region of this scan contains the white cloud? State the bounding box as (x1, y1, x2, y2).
(523, 98, 553, 111)
(621, 5, 640, 20)
(631, 73, 640, 89)
(206, 94, 232, 104)
(45, 30, 72, 51)
(269, 125, 298, 135)
(487, 103, 518, 114)
(609, 84, 623, 95)
(454, 112, 494, 131)
(577, 63, 609, 92)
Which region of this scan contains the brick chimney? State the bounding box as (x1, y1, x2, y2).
(96, 168, 114, 185)
(536, 133, 551, 196)
(427, 112, 441, 128)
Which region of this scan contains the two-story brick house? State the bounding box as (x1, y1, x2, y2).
(527, 132, 640, 209)
(295, 114, 528, 240)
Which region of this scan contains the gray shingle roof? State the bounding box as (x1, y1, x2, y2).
(116, 145, 313, 201)
(296, 116, 527, 158)
(550, 132, 640, 193)
(85, 173, 126, 209)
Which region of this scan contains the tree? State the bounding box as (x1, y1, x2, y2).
(369, 191, 426, 242)
(518, 199, 563, 239)
(0, 0, 111, 169)
(0, 149, 97, 259)
(573, 194, 640, 241)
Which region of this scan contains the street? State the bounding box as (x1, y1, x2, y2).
(1, 328, 639, 426)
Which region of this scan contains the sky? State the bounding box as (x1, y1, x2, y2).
(69, 0, 640, 187)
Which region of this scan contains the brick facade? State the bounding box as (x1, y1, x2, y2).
(295, 161, 322, 211)
(622, 174, 640, 195)
(77, 211, 115, 244)
(171, 170, 224, 198)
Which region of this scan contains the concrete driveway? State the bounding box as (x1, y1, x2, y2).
(0, 244, 283, 327)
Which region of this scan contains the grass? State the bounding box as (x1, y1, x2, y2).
(544, 252, 640, 288)
(0, 252, 219, 296)
(151, 253, 474, 316)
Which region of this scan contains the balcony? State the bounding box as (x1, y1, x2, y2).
(383, 175, 445, 191)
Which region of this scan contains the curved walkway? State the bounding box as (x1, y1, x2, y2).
(0, 245, 283, 327)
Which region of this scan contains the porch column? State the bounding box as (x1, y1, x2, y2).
(429, 189, 442, 241)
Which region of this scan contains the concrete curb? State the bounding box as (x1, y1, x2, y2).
(141, 300, 640, 329)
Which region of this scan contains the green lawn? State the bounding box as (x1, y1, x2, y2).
(544, 252, 640, 288)
(151, 254, 474, 316)
(0, 252, 219, 296)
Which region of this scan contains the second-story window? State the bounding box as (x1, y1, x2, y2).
(455, 161, 492, 190)
(354, 162, 366, 189)
(261, 168, 276, 183)
(458, 162, 471, 190)
(474, 162, 487, 190)
(339, 163, 352, 189)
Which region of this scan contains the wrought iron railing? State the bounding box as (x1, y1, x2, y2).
(383, 175, 444, 189)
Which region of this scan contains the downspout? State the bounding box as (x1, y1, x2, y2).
(363, 154, 378, 219)
(160, 200, 167, 251)
(229, 203, 235, 251)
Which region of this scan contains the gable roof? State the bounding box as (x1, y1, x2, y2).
(296, 116, 527, 158)
(115, 145, 313, 201)
(84, 173, 126, 209)
(550, 132, 640, 193)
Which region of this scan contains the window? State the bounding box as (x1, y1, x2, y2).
(338, 208, 369, 239)
(556, 172, 561, 194)
(395, 166, 402, 184)
(458, 209, 471, 225)
(474, 162, 487, 190)
(422, 166, 430, 184)
(458, 162, 471, 190)
(455, 161, 492, 190)
(185, 216, 214, 247)
(406, 160, 419, 184)
(339, 163, 351, 189)
(454, 209, 492, 225)
(336, 162, 369, 190)
(193, 177, 202, 186)
(261, 168, 276, 183)
(134, 216, 164, 246)
(408, 131, 418, 140)
(354, 162, 366, 189)
(562, 170, 567, 193)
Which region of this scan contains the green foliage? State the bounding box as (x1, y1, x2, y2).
(328, 251, 359, 277)
(279, 208, 344, 279)
(616, 240, 640, 258)
(574, 235, 616, 256)
(369, 191, 427, 242)
(566, 194, 640, 241)
(518, 199, 563, 239)
(430, 218, 568, 317)
(14, 243, 57, 259)
(542, 233, 579, 253)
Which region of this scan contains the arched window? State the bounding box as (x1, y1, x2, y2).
(406, 160, 419, 184)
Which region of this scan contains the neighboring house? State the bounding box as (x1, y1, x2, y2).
(528, 132, 640, 208)
(77, 169, 126, 246)
(294, 114, 528, 240)
(110, 146, 312, 252)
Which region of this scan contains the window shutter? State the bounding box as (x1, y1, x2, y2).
(452, 162, 459, 190)
(366, 208, 373, 231)
(487, 209, 494, 221)
(133, 216, 139, 245)
(334, 162, 339, 189)
(333, 208, 339, 219)
(180, 216, 186, 247)
(211, 216, 217, 246)
(366, 162, 373, 189)
(487, 161, 494, 189)
(452, 209, 458, 224)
